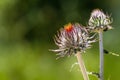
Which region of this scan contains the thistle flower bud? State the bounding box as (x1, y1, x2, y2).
(51, 23, 95, 58)
(88, 9, 112, 32)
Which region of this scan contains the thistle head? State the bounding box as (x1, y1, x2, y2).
(88, 9, 113, 32)
(51, 23, 95, 58)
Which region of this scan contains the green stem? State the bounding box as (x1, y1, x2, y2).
(99, 32, 104, 80)
(76, 52, 89, 80)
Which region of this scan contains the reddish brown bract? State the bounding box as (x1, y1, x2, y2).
(64, 23, 73, 32)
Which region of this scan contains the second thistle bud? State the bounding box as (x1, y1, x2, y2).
(88, 9, 113, 32)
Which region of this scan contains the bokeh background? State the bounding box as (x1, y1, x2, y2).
(0, 0, 120, 80)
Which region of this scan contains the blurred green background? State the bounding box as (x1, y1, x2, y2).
(0, 0, 120, 80)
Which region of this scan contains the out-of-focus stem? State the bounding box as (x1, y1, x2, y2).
(76, 52, 89, 80)
(99, 32, 104, 80)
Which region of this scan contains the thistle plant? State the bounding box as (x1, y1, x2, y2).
(88, 9, 113, 80)
(50, 9, 116, 80)
(51, 23, 96, 80)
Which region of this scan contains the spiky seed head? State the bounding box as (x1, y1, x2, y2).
(51, 23, 95, 58)
(88, 9, 113, 32)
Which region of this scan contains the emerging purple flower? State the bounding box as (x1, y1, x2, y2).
(88, 9, 112, 32)
(51, 23, 95, 58)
